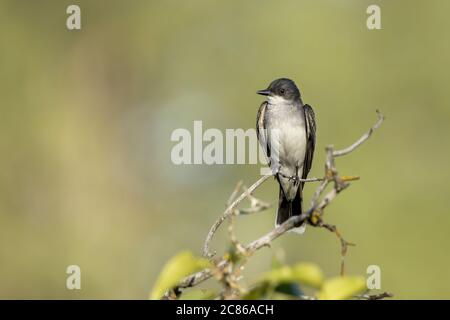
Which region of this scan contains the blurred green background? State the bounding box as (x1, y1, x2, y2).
(1, 0, 449, 299)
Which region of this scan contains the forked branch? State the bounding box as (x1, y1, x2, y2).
(168, 111, 385, 298)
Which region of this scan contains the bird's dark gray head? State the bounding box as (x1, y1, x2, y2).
(257, 78, 301, 102)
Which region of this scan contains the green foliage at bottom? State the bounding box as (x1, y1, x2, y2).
(151, 251, 368, 300)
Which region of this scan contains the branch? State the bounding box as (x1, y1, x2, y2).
(333, 110, 384, 157)
(203, 175, 324, 257)
(319, 222, 355, 276)
(202, 174, 272, 258)
(177, 214, 307, 291)
(172, 111, 385, 296)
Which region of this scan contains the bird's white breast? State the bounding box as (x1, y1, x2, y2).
(266, 102, 307, 177)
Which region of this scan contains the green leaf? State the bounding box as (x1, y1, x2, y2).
(317, 276, 366, 300)
(261, 263, 324, 288)
(179, 289, 216, 300)
(150, 251, 212, 300)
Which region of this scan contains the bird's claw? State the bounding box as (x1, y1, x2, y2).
(288, 175, 300, 186)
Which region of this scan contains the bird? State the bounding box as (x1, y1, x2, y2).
(256, 78, 316, 233)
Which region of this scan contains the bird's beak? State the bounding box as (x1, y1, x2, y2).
(257, 89, 271, 96)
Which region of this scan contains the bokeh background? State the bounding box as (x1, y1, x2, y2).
(1, 0, 449, 299)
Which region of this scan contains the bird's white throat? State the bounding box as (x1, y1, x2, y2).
(268, 95, 290, 106)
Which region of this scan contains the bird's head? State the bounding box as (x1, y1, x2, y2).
(257, 78, 301, 103)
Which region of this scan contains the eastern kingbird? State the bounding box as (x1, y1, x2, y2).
(256, 78, 316, 233)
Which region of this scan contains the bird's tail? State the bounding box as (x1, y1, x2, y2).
(276, 185, 306, 234)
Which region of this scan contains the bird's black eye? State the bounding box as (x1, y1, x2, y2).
(280, 89, 285, 94)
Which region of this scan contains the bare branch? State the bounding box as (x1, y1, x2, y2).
(310, 179, 328, 208)
(227, 181, 243, 206)
(319, 222, 355, 276)
(203, 175, 324, 257)
(202, 174, 272, 258)
(333, 110, 384, 157)
(177, 214, 308, 291)
(227, 208, 247, 256)
(171, 111, 386, 298)
(237, 184, 272, 215)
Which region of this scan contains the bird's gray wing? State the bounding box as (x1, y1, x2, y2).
(301, 104, 316, 184)
(256, 101, 270, 159)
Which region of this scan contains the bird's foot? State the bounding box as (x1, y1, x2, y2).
(288, 174, 300, 186)
(278, 172, 301, 186)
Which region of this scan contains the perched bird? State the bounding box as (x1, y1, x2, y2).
(256, 78, 316, 233)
